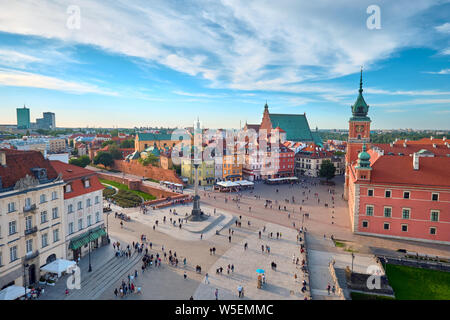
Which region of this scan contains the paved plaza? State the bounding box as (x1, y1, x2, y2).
(36, 174, 449, 300)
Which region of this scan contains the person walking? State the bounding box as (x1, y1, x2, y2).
(215, 288, 219, 300)
(327, 283, 331, 295)
(184, 272, 187, 280)
(205, 273, 210, 284)
(238, 285, 243, 298)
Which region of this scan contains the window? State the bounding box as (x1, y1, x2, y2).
(430, 227, 437, 235)
(383, 207, 392, 218)
(51, 191, 58, 200)
(385, 190, 391, 198)
(403, 191, 410, 199)
(25, 197, 31, 208)
(78, 219, 83, 231)
(8, 221, 17, 235)
(40, 211, 48, 224)
(96, 212, 100, 223)
(68, 222, 74, 235)
(52, 207, 58, 219)
(86, 199, 91, 207)
(383, 223, 390, 230)
(7, 202, 15, 213)
(401, 224, 408, 232)
(84, 179, 90, 188)
(402, 209, 410, 219)
(53, 229, 59, 242)
(366, 205, 374, 216)
(68, 204, 74, 213)
(41, 233, 48, 248)
(65, 184, 72, 193)
(367, 189, 374, 197)
(432, 193, 439, 201)
(10, 246, 18, 262)
(40, 194, 46, 203)
(87, 215, 92, 226)
(431, 211, 439, 222)
(77, 201, 83, 210)
(362, 221, 368, 228)
(95, 196, 99, 204)
(25, 216, 33, 230)
(26, 239, 33, 254)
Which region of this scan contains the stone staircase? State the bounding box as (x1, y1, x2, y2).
(65, 252, 142, 300)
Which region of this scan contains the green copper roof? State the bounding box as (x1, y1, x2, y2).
(137, 132, 172, 141)
(269, 113, 313, 142)
(356, 143, 371, 169)
(311, 131, 323, 147)
(351, 69, 370, 118)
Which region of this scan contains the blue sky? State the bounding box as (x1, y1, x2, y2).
(0, 0, 449, 129)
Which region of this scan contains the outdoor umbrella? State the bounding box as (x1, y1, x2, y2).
(40, 258, 76, 277)
(256, 269, 265, 274)
(0, 286, 31, 300)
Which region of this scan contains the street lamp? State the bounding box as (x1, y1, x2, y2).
(106, 212, 110, 243)
(351, 252, 355, 274)
(23, 263, 29, 299)
(88, 229, 92, 272)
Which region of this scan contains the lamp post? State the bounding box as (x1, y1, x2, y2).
(23, 263, 29, 299)
(106, 212, 110, 243)
(88, 229, 92, 272)
(351, 252, 355, 274)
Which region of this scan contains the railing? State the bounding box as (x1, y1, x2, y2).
(24, 226, 38, 236)
(23, 204, 37, 213)
(24, 250, 39, 261)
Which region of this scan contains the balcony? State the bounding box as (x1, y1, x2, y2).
(23, 204, 37, 213)
(24, 226, 38, 236)
(24, 250, 39, 261)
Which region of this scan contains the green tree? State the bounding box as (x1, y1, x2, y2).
(120, 139, 134, 148)
(138, 154, 159, 166)
(319, 160, 336, 181)
(69, 155, 91, 168)
(94, 151, 114, 167)
(101, 140, 116, 148)
(110, 129, 119, 137)
(108, 144, 123, 160)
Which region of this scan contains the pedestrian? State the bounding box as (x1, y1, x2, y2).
(215, 288, 219, 300)
(238, 285, 242, 298)
(332, 285, 336, 295)
(327, 283, 331, 295)
(205, 273, 210, 284)
(184, 272, 187, 280)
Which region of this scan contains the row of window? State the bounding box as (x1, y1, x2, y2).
(68, 212, 101, 234)
(68, 196, 100, 213)
(364, 205, 440, 222)
(65, 179, 91, 193)
(6, 191, 59, 213)
(361, 221, 438, 235)
(367, 189, 440, 201)
(6, 229, 60, 264)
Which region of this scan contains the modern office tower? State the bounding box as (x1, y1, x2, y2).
(16, 105, 30, 129)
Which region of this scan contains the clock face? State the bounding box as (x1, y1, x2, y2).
(356, 125, 364, 133)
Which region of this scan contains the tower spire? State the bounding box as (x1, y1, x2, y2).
(359, 66, 363, 94)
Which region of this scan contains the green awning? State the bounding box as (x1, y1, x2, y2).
(69, 227, 106, 250)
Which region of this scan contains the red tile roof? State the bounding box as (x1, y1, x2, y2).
(50, 161, 104, 199)
(394, 137, 448, 145)
(372, 143, 450, 157)
(367, 155, 450, 188)
(0, 149, 58, 189)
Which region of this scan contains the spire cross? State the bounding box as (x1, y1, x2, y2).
(359, 66, 363, 93)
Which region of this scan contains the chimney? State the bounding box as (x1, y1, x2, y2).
(443, 136, 446, 141)
(0, 151, 6, 167)
(390, 142, 393, 147)
(430, 136, 433, 141)
(403, 142, 407, 148)
(413, 153, 419, 170)
(433, 144, 437, 148)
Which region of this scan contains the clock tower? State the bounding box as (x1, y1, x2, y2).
(344, 68, 371, 200)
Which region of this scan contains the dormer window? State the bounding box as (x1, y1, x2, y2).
(65, 184, 72, 193)
(84, 179, 90, 188)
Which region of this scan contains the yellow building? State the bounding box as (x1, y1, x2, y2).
(135, 132, 189, 153)
(222, 154, 243, 181)
(48, 139, 66, 154)
(181, 159, 215, 186)
(0, 150, 66, 289)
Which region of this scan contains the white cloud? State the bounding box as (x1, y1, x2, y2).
(424, 68, 450, 74)
(0, 68, 117, 96)
(435, 22, 450, 33)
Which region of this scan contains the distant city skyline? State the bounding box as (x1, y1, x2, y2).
(0, 1, 449, 130)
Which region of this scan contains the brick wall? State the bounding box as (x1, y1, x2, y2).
(112, 159, 182, 184)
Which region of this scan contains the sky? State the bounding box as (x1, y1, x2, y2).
(0, 0, 449, 130)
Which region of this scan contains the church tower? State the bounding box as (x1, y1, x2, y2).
(344, 68, 371, 200)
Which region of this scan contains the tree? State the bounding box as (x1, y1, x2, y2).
(120, 139, 134, 148)
(138, 154, 159, 166)
(110, 129, 119, 137)
(93, 151, 114, 167)
(108, 144, 123, 160)
(101, 140, 116, 148)
(69, 155, 91, 168)
(319, 160, 336, 181)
